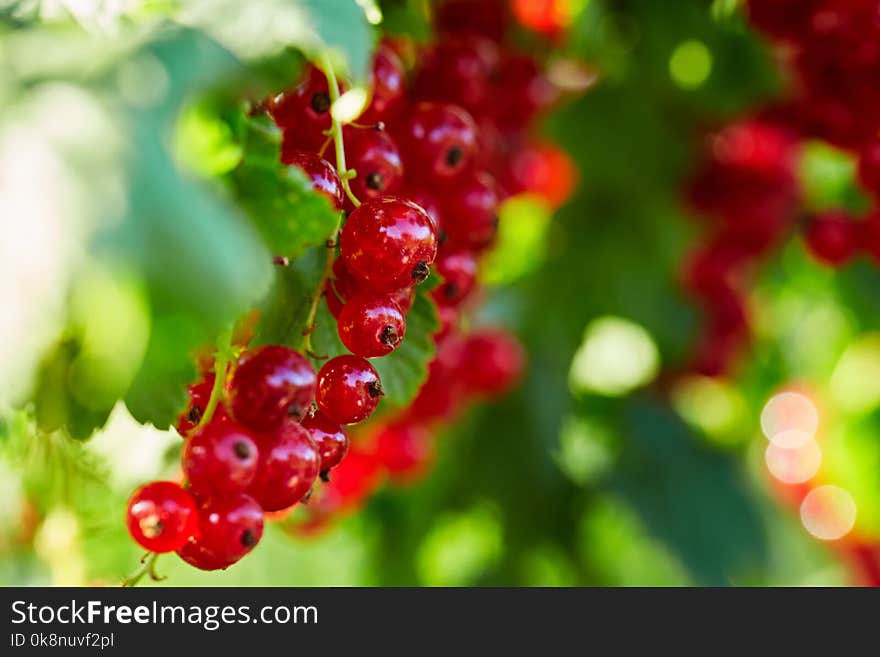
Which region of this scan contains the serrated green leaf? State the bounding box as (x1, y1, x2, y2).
(373, 290, 438, 406)
(229, 116, 342, 258)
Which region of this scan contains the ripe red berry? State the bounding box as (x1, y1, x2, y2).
(338, 294, 406, 357)
(280, 149, 344, 210)
(325, 259, 414, 318)
(803, 211, 858, 266)
(434, 304, 459, 341)
(440, 170, 500, 251)
(339, 127, 403, 204)
(360, 45, 406, 124)
(247, 420, 319, 512)
(432, 249, 478, 306)
(503, 142, 577, 208)
(403, 187, 445, 237)
(395, 102, 478, 180)
(490, 52, 557, 130)
(126, 481, 199, 553)
(301, 411, 350, 474)
(407, 336, 467, 422)
(316, 355, 384, 425)
(435, 0, 509, 41)
(269, 66, 337, 151)
(412, 37, 499, 118)
(227, 345, 317, 430)
(340, 197, 438, 293)
(183, 420, 260, 495)
(862, 212, 880, 262)
(177, 493, 264, 571)
(373, 423, 434, 482)
(175, 373, 222, 436)
(321, 447, 383, 510)
(461, 329, 525, 396)
(858, 139, 880, 196)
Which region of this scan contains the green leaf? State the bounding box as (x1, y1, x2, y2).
(229, 116, 341, 258)
(611, 396, 768, 585)
(373, 290, 438, 406)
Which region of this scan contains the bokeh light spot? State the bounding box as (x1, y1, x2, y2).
(800, 485, 857, 541)
(765, 440, 822, 484)
(569, 317, 660, 396)
(669, 40, 712, 89)
(760, 391, 818, 448)
(830, 333, 880, 413)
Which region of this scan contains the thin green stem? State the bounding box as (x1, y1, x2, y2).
(319, 52, 361, 210)
(191, 326, 234, 435)
(299, 53, 363, 355)
(121, 552, 164, 587)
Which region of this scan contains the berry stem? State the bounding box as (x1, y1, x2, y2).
(191, 326, 234, 435)
(300, 53, 362, 355)
(121, 551, 164, 587)
(318, 53, 361, 210)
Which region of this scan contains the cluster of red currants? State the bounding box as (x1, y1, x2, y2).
(125, 0, 571, 569)
(681, 0, 880, 377)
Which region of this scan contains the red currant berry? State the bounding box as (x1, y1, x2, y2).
(373, 423, 434, 482)
(412, 37, 499, 118)
(325, 260, 414, 318)
(435, 0, 509, 41)
(301, 411, 350, 474)
(804, 211, 858, 266)
(183, 420, 260, 495)
(863, 212, 880, 262)
(339, 127, 403, 204)
(403, 187, 445, 237)
(227, 345, 317, 430)
(316, 355, 384, 425)
(360, 44, 406, 124)
(432, 249, 477, 306)
(322, 447, 383, 510)
(280, 149, 344, 210)
(340, 197, 438, 293)
(460, 329, 525, 396)
(490, 52, 557, 129)
(503, 142, 577, 209)
(126, 481, 199, 553)
(406, 336, 467, 422)
(247, 420, 319, 512)
(269, 66, 337, 151)
(395, 102, 478, 180)
(175, 374, 223, 436)
(441, 170, 500, 251)
(434, 304, 459, 341)
(177, 493, 264, 571)
(338, 294, 406, 357)
(858, 139, 880, 196)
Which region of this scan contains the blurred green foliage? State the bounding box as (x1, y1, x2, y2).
(3, 0, 878, 587)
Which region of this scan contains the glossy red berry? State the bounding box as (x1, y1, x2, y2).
(503, 142, 577, 208)
(360, 45, 406, 124)
(804, 211, 858, 266)
(490, 52, 557, 129)
(338, 294, 406, 357)
(280, 149, 344, 210)
(177, 493, 264, 571)
(183, 420, 260, 495)
(301, 411, 350, 474)
(247, 420, 319, 512)
(326, 259, 414, 318)
(175, 374, 222, 436)
(269, 66, 336, 151)
(403, 187, 445, 237)
(373, 423, 434, 482)
(340, 197, 438, 293)
(227, 345, 317, 430)
(339, 127, 403, 204)
(395, 102, 478, 180)
(316, 355, 384, 425)
(126, 481, 199, 553)
(441, 170, 500, 251)
(461, 329, 525, 396)
(321, 447, 383, 510)
(432, 249, 478, 306)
